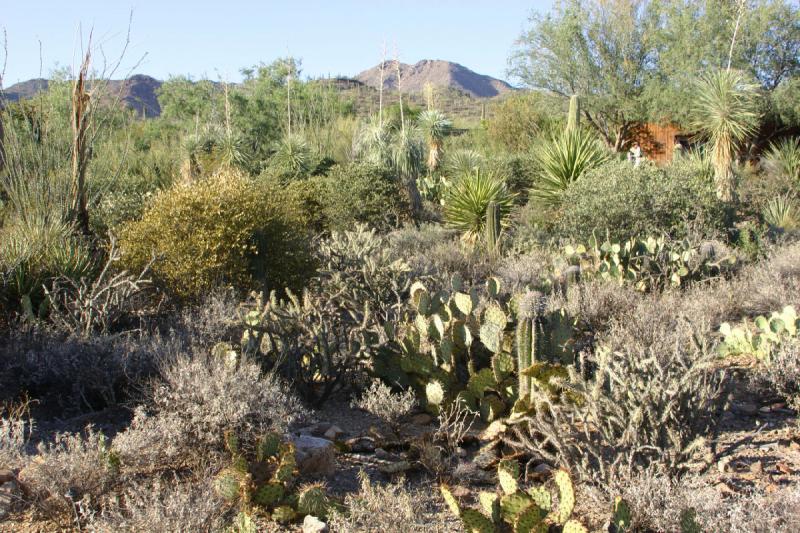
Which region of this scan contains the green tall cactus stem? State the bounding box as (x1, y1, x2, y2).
(567, 95, 580, 132)
(486, 200, 500, 256)
(515, 316, 535, 400)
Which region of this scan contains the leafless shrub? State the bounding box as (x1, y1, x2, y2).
(177, 290, 241, 347)
(610, 472, 800, 533)
(496, 248, 553, 294)
(327, 470, 455, 533)
(87, 477, 225, 532)
(751, 336, 800, 409)
(44, 236, 154, 337)
(547, 279, 642, 336)
(434, 401, 476, 454)
(0, 402, 31, 468)
(118, 351, 304, 467)
(352, 380, 416, 431)
(18, 427, 117, 519)
(509, 317, 727, 491)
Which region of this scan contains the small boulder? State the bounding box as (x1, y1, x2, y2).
(302, 515, 329, 533)
(0, 479, 20, 520)
(292, 435, 336, 476)
(323, 425, 345, 441)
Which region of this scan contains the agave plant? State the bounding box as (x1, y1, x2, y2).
(444, 149, 485, 177)
(443, 168, 515, 240)
(270, 133, 313, 178)
(763, 195, 798, 231)
(762, 137, 800, 184)
(417, 109, 452, 173)
(691, 70, 760, 202)
(530, 128, 608, 207)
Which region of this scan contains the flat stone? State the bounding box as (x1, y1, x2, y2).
(302, 515, 329, 533)
(411, 413, 434, 425)
(292, 435, 336, 476)
(733, 402, 759, 416)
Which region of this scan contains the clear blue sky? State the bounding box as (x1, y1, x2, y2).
(1, 1, 553, 86)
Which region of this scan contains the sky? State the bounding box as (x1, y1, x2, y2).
(1, 1, 554, 86)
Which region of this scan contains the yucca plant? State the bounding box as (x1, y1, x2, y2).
(391, 128, 425, 215)
(763, 195, 798, 231)
(417, 109, 452, 173)
(691, 70, 760, 202)
(762, 137, 800, 184)
(270, 133, 313, 178)
(352, 118, 392, 167)
(444, 149, 485, 177)
(443, 168, 515, 240)
(530, 128, 608, 207)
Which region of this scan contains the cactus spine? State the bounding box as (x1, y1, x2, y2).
(567, 95, 580, 132)
(486, 200, 501, 256)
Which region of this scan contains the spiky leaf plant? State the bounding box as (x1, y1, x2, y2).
(762, 137, 800, 184)
(445, 149, 485, 177)
(530, 128, 608, 208)
(270, 133, 313, 178)
(763, 195, 798, 230)
(391, 127, 426, 214)
(691, 69, 760, 202)
(417, 109, 452, 173)
(353, 119, 392, 167)
(443, 168, 515, 240)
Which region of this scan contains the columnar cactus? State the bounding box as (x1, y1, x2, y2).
(515, 314, 535, 401)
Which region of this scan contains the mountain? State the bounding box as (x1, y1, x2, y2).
(355, 59, 514, 98)
(3, 74, 162, 117)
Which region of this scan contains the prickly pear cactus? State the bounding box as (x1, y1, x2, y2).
(440, 462, 587, 533)
(611, 496, 632, 533)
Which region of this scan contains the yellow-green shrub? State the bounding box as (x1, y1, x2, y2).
(118, 170, 313, 300)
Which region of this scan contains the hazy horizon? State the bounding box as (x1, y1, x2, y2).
(1, 1, 553, 86)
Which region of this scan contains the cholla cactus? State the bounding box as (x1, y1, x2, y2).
(440, 462, 586, 532)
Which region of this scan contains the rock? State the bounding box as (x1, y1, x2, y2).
(733, 402, 759, 416)
(0, 470, 15, 484)
(323, 425, 345, 441)
(297, 423, 332, 437)
(344, 436, 376, 453)
(749, 461, 763, 475)
(411, 413, 434, 425)
(303, 515, 329, 533)
(533, 463, 554, 475)
(292, 435, 336, 476)
(717, 456, 733, 473)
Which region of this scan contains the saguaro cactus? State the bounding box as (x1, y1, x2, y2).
(515, 315, 535, 400)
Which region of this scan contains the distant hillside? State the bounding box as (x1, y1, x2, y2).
(356, 59, 514, 98)
(3, 74, 162, 117)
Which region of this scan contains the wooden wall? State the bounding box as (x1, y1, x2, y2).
(630, 123, 688, 165)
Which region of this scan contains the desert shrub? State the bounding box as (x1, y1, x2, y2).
(328, 471, 455, 533)
(611, 472, 800, 533)
(18, 427, 118, 519)
(319, 162, 408, 231)
(386, 224, 492, 289)
(0, 330, 164, 413)
(135, 351, 303, 456)
(508, 315, 727, 490)
(118, 170, 313, 301)
(556, 159, 726, 242)
(492, 154, 538, 203)
(352, 380, 416, 431)
(495, 247, 555, 294)
(0, 411, 30, 469)
(87, 478, 225, 533)
(484, 92, 561, 153)
(751, 336, 800, 409)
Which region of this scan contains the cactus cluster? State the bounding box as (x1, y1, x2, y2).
(374, 275, 577, 422)
(719, 305, 798, 361)
(214, 431, 334, 525)
(440, 461, 587, 532)
(562, 234, 735, 292)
